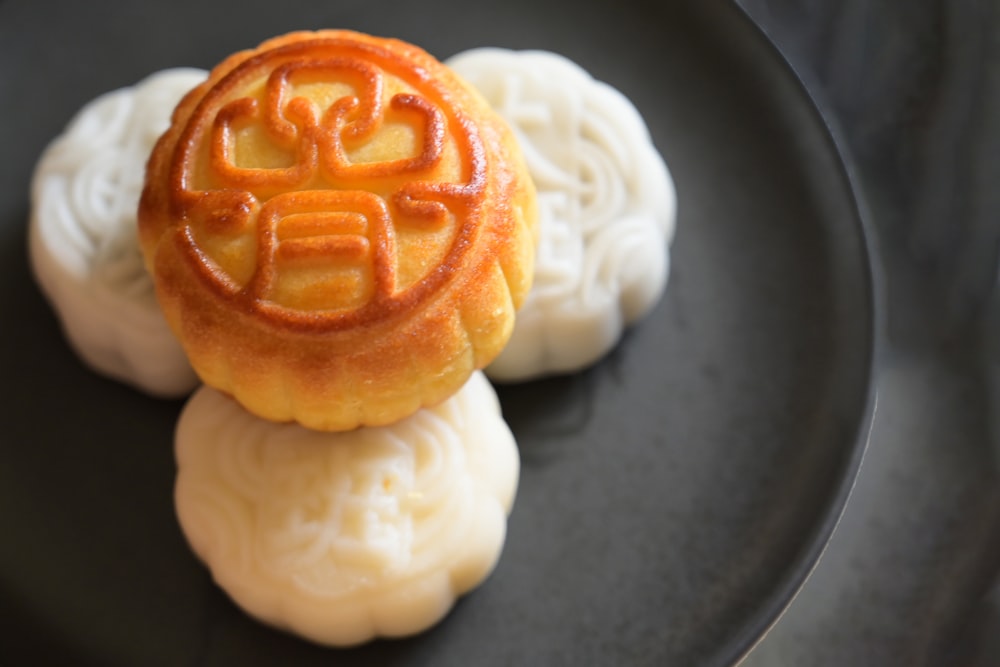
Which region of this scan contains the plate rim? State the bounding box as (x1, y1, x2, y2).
(0, 2, 884, 664)
(720, 3, 883, 664)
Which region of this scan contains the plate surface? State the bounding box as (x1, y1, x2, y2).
(0, 1, 875, 665)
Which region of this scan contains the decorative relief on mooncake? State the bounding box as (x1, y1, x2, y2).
(29, 68, 207, 397)
(160, 36, 491, 327)
(447, 48, 676, 381)
(175, 371, 519, 645)
(139, 32, 537, 430)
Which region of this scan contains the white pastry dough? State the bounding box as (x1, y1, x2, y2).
(29, 68, 207, 397)
(447, 49, 676, 381)
(174, 371, 519, 647)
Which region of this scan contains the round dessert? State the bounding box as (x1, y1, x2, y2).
(174, 371, 519, 647)
(447, 48, 676, 381)
(29, 68, 206, 397)
(139, 31, 538, 430)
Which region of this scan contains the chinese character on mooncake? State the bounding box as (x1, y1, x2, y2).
(138, 31, 538, 431)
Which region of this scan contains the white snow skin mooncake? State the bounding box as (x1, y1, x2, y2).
(447, 48, 677, 381)
(29, 68, 207, 397)
(174, 371, 519, 647)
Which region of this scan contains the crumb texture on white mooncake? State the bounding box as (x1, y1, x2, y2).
(29, 68, 207, 397)
(448, 48, 676, 381)
(174, 371, 519, 647)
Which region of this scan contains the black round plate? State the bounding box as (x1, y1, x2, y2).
(0, 1, 875, 665)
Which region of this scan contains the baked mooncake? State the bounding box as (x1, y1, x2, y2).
(29, 68, 206, 397)
(174, 371, 518, 646)
(447, 49, 676, 381)
(139, 31, 537, 430)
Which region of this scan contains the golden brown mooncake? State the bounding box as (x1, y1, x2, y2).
(138, 30, 537, 431)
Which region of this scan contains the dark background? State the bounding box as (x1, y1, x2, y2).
(737, 1, 1000, 665)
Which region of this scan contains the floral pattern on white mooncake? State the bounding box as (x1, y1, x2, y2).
(447, 49, 676, 381)
(174, 371, 519, 647)
(29, 68, 207, 397)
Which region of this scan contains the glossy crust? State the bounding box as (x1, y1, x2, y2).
(139, 31, 537, 430)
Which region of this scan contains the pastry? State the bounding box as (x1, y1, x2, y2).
(139, 31, 538, 430)
(29, 68, 206, 397)
(447, 48, 676, 381)
(174, 371, 518, 646)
